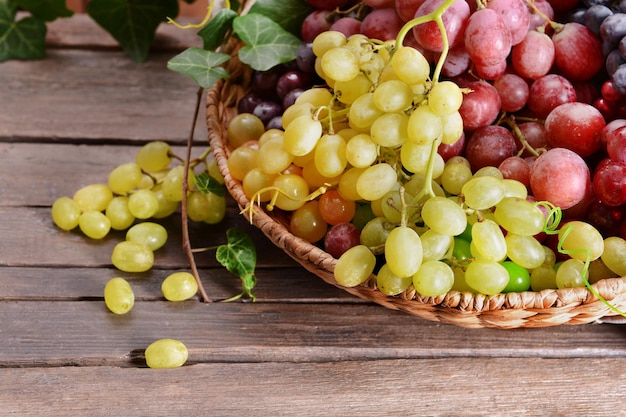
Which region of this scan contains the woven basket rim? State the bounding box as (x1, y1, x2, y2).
(206, 68, 626, 329)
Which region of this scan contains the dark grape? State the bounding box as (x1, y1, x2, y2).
(253, 101, 283, 126)
(324, 222, 361, 258)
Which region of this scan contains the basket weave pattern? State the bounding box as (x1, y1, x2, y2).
(207, 60, 626, 329)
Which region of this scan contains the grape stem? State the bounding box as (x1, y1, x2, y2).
(167, 0, 226, 29)
(502, 115, 542, 158)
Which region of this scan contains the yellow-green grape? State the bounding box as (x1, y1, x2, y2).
(474, 166, 504, 179)
(379, 189, 407, 224)
(428, 81, 463, 116)
(555, 258, 586, 288)
(302, 159, 342, 189)
(284, 114, 323, 157)
(145, 339, 188, 369)
(105, 196, 135, 230)
(359, 217, 394, 251)
(78, 210, 111, 239)
(127, 189, 159, 219)
(471, 219, 507, 262)
(421, 196, 467, 236)
(206, 157, 225, 184)
(242, 168, 277, 202)
(390, 46, 430, 86)
(111, 241, 154, 272)
(356, 163, 397, 201)
(376, 263, 412, 296)
(272, 174, 310, 211)
(401, 140, 444, 176)
(104, 277, 134, 314)
(588, 258, 619, 284)
(204, 192, 226, 224)
(558, 221, 604, 262)
(440, 111, 464, 145)
(451, 266, 474, 292)
(334, 73, 372, 104)
(370, 112, 409, 148)
(321, 46, 360, 82)
(530, 265, 558, 291)
(312, 30, 346, 57)
(349, 93, 383, 131)
(136, 141, 172, 172)
(186, 190, 212, 222)
(314, 133, 347, 178)
(505, 233, 546, 269)
(502, 178, 528, 199)
(441, 159, 473, 195)
(73, 183, 113, 212)
(601, 236, 626, 276)
(338, 167, 366, 202)
(282, 102, 314, 129)
(461, 176, 505, 210)
(51, 196, 81, 231)
(373, 79, 413, 113)
(407, 105, 443, 145)
(413, 260, 454, 296)
(161, 272, 198, 301)
(227, 113, 265, 148)
(126, 222, 167, 251)
(162, 166, 196, 203)
(345, 133, 378, 168)
(420, 229, 453, 262)
(108, 162, 142, 195)
(465, 260, 510, 294)
(334, 244, 376, 287)
(385, 226, 423, 278)
(494, 197, 545, 236)
(227, 146, 258, 181)
(152, 187, 179, 219)
(257, 136, 294, 175)
(294, 87, 333, 108)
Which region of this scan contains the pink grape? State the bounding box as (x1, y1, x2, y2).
(301, 10, 332, 42)
(465, 125, 517, 171)
(601, 118, 626, 150)
(306, 0, 350, 9)
(474, 60, 507, 80)
(511, 30, 555, 80)
(593, 158, 626, 207)
(530, 148, 591, 209)
(361, 8, 405, 41)
(324, 222, 361, 258)
(486, 0, 530, 45)
(329, 17, 362, 38)
(493, 73, 529, 112)
(412, 0, 470, 52)
(605, 124, 626, 164)
(441, 43, 470, 78)
(395, 0, 426, 21)
(529, 0, 554, 32)
(464, 8, 512, 67)
(499, 156, 531, 187)
(363, 0, 395, 7)
(552, 22, 604, 81)
(544, 102, 605, 158)
(458, 80, 501, 131)
(517, 122, 549, 156)
(527, 74, 577, 120)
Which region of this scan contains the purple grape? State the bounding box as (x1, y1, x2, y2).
(276, 71, 311, 99)
(253, 101, 282, 126)
(584, 5, 613, 36)
(324, 223, 361, 259)
(296, 42, 316, 73)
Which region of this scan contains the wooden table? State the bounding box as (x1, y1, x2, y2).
(1, 16, 626, 416)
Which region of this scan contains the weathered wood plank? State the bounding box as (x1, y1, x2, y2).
(0, 359, 624, 416)
(1, 301, 625, 367)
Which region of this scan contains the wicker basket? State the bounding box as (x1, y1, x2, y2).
(207, 54, 626, 329)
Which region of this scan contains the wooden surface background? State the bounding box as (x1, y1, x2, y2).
(0, 12, 625, 417)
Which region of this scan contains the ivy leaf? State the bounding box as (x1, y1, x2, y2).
(196, 7, 236, 51)
(233, 13, 301, 71)
(13, 0, 72, 22)
(87, 0, 179, 63)
(248, 0, 312, 37)
(194, 172, 226, 197)
(216, 228, 257, 285)
(0, 0, 46, 61)
(167, 47, 230, 88)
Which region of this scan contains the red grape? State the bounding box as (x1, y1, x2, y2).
(301, 10, 332, 43)
(601, 118, 626, 149)
(329, 17, 362, 38)
(474, 60, 507, 80)
(517, 122, 549, 156)
(464, 8, 512, 67)
(465, 125, 518, 171)
(606, 125, 626, 164)
(441, 43, 470, 78)
(361, 8, 405, 41)
(527, 74, 577, 120)
(486, 0, 530, 45)
(412, 0, 470, 52)
(544, 102, 605, 158)
(306, 0, 350, 10)
(395, 0, 426, 22)
(324, 222, 361, 258)
(499, 156, 531, 187)
(528, 0, 554, 33)
(511, 30, 555, 80)
(586, 199, 625, 237)
(493, 73, 529, 112)
(552, 22, 604, 81)
(458, 80, 501, 131)
(318, 189, 357, 225)
(593, 158, 626, 206)
(438, 131, 466, 161)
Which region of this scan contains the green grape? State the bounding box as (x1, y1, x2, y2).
(465, 260, 510, 295)
(302, 159, 342, 189)
(111, 241, 154, 272)
(290, 200, 328, 243)
(283, 114, 323, 157)
(555, 258, 586, 289)
(351, 202, 375, 231)
(370, 112, 409, 148)
(312, 30, 346, 57)
(376, 264, 413, 296)
(162, 166, 196, 203)
(145, 339, 188, 369)
(428, 81, 463, 116)
(421, 196, 467, 236)
(407, 105, 442, 145)
(471, 219, 507, 262)
(588, 258, 619, 284)
(128, 189, 159, 219)
(379, 189, 409, 224)
(272, 174, 310, 211)
(108, 162, 142, 195)
(440, 111, 464, 145)
(315, 133, 347, 178)
(334, 244, 376, 287)
(257, 135, 294, 175)
(501, 261, 531, 293)
(360, 216, 395, 253)
(502, 179, 528, 199)
(226, 113, 265, 148)
(204, 192, 226, 224)
(505, 233, 546, 269)
(126, 222, 167, 251)
(403, 173, 446, 198)
(441, 159, 472, 195)
(452, 237, 472, 262)
(356, 163, 397, 201)
(135, 141, 172, 172)
(227, 145, 258, 181)
(338, 167, 366, 202)
(105, 196, 135, 230)
(348, 93, 383, 131)
(601, 236, 626, 276)
(557, 221, 604, 262)
(78, 210, 111, 239)
(186, 190, 212, 222)
(400, 140, 431, 175)
(334, 73, 372, 104)
(73, 183, 113, 212)
(494, 197, 545, 236)
(206, 157, 225, 185)
(346, 133, 378, 168)
(420, 229, 454, 262)
(161, 272, 198, 301)
(243, 168, 277, 202)
(51, 196, 81, 231)
(473, 166, 504, 179)
(152, 187, 179, 219)
(360, 49, 386, 80)
(294, 87, 333, 108)
(530, 265, 558, 291)
(451, 266, 474, 292)
(321, 46, 360, 82)
(282, 102, 315, 129)
(412, 260, 454, 296)
(373, 79, 413, 113)
(385, 226, 423, 278)
(137, 174, 156, 190)
(104, 277, 134, 314)
(390, 45, 430, 86)
(461, 176, 505, 210)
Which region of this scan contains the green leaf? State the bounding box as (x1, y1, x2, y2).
(87, 0, 179, 63)
(216, 228, 257, 281)
(248, 0, 312, 36)
(167, 47, 230, 88)
(13, 0, 72, 22)
(233, 13, 301, 71)
(195, 172, 226, 197)
(0, 0, 46, 61)
(196, 8, 236, 51)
